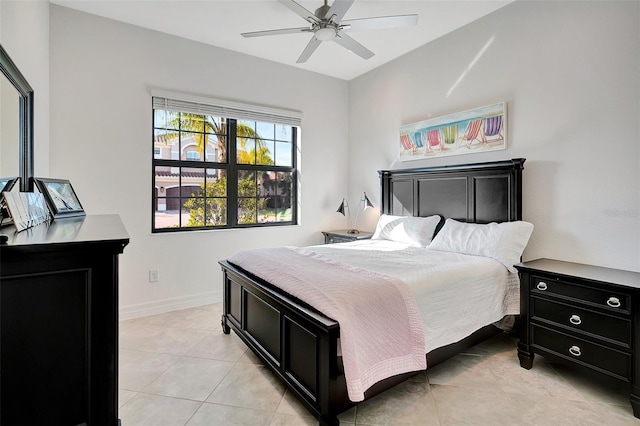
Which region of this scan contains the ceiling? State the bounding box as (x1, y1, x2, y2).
(51, 0, 513, 81)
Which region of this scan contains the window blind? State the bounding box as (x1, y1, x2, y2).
(151, 90, 302, 127)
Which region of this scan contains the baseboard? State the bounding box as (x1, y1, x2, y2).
(119, 290, 222, 321)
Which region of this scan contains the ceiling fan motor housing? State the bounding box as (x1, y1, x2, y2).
(315, 4, 332, 20)
(313, 3, 339, 41)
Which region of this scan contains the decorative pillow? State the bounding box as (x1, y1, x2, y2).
(429, 218, 534, 272)
(371, 214, 442, 247)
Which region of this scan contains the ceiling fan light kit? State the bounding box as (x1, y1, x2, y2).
(315, 25, 337, 41)
(241, 0, 418, 63)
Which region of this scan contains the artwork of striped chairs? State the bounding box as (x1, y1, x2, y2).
(399, 102, 506, 160)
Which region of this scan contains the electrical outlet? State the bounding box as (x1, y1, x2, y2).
(149, 269, 159, 283)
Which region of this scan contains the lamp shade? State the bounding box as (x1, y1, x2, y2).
(363, 192, 374, 210)
(336, 198, 346, 216)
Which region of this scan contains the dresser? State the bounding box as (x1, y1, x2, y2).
(322, 229, 373, 244)
(516, 258, 640, 418)
(0, 215, 129, 425)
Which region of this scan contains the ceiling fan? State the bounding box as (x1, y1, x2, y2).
(241, 0, 418, 63)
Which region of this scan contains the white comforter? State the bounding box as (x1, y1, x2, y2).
(304, 239, 519, 353)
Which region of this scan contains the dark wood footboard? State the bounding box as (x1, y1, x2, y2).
(221, 260, 352, 425)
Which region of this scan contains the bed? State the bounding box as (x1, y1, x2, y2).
(220, 158, 527, 425)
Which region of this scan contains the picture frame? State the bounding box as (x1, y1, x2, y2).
(399, 102, 507, 161)
(34, 177, 86, 219)
(2, 191, 50, 232)
(0, 177, 19, 193)
(0, 177, 19, 226)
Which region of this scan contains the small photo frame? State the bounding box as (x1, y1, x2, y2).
(34, 177, 85, 219)
(0, 177, 19, 193)
(0, 177, 19, 225)
(2, 191, 50, 232)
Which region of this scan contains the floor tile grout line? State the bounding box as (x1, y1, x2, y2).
(197, 347, 250, 405)
(427, 381, 444, 426)
(120, 321, 219, 334)
(120, 390, 207, 405)
(546, 357, 633, 418)
(545, 360, 615, 407)
(181, 401, 204, 426)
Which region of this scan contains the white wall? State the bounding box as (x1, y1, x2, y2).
(349, 1, 640, 272)
(0, 0, 50, 178)
(49, 5, 350, 318)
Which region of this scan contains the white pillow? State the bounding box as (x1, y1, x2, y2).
(371, 214, 442, 247)
(429, 218, 534, 272)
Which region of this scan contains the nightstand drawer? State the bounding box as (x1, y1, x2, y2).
(322, 230, 373, 244)
(531, 276, 630, 314)
(325, 235, 353, 244)
(532, 324, 630, 380)
(531, 298, 631, 346)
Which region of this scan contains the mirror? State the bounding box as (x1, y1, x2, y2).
(0, 43, 34, 193)
(1, 74, 20, 178)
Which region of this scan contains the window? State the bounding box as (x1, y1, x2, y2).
(185, 150, 200, 161)
(152, 93, 300, 232)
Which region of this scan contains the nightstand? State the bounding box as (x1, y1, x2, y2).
(321, 230, 373, 244)
(516, 258, 640, 418)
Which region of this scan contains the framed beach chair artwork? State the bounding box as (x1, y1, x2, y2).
(399, 102, 507, 161)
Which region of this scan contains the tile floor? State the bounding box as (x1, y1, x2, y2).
(119, 303, 640, 425)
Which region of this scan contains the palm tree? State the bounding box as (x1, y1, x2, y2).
(237, 142, 274, 165)
(171, 113, 267, 163)
(167, 112, 276, 226)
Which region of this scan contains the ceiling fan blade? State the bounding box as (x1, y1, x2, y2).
(326, 0, 354, 24)
(333, 32, 374, 60)
(242, 27, 312, 38)
(342, 14, 418, 31)
(277, 0, 320, 24)
(297, 36, 322, 63)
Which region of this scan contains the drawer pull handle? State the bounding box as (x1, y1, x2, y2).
(606, 297, 621, 308)
(569, 315, 582, 325)
(536, 282, 548, 291)
(569, 345, 582, 357)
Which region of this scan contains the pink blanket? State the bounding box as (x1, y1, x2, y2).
(227, 246, 426, 402)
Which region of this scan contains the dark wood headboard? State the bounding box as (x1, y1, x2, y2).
(378, 158, 525, 223)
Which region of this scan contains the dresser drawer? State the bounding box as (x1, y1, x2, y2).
(531, 298, 631, 346)
(532, 324, 630, 380)
(531, 276, 630, 314)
